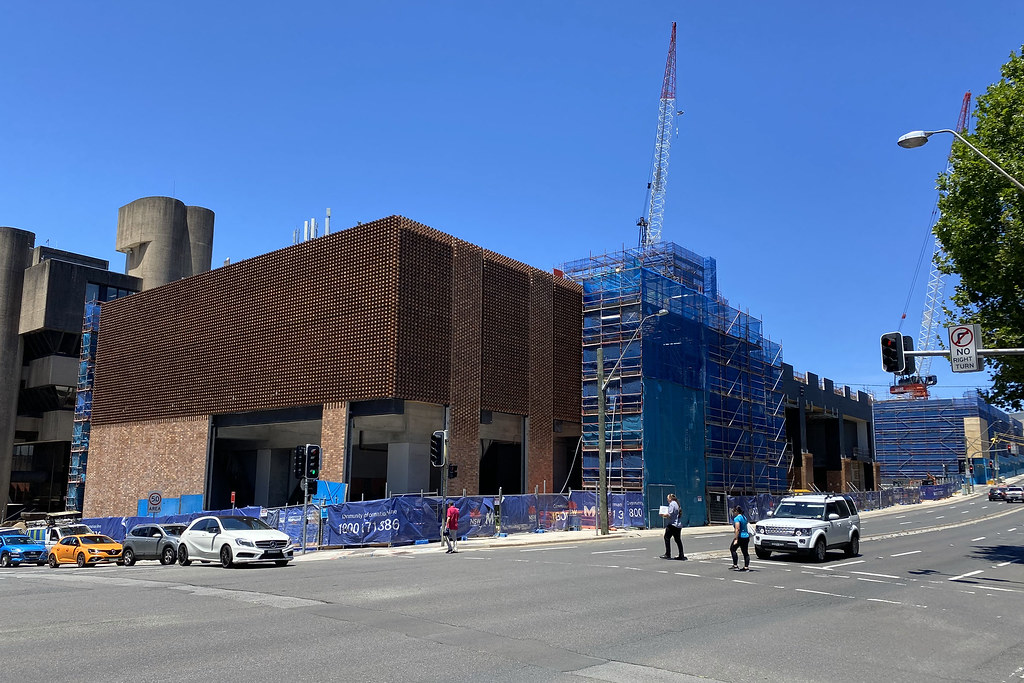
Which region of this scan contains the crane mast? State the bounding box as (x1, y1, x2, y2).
(916, 92, 972, 391)
(638, 22, 678, 248)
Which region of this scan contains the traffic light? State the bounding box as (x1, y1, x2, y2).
(293, 445, 306, 479)
(958, 460, 965, 474)
(881, 332, 906, 373)
(305, 444, 321, 479)
(448, 463, 458, 479)
(430, 430, 447, 467)
(306, 480, 318, 496)
(989, 459, 994, 469)
(969, 465, 974, 474)
(902, 335, 916, 375)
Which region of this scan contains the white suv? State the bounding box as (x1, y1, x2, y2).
(754, 494, 860, 563)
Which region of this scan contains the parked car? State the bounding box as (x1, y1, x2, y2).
(122, 523, 187, 566)
(0, 534, 47, 567)
(48, 534, 123, 568)
(988, 487, 1007, 501)
(1004, 487, 1024, 503)
(0, 526, 27, 537)
(177, 516, 293, 568)
(754, 493, 861, 562)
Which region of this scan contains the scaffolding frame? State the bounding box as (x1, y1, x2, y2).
(565, 240, 787, 498)
(67, 300, 100, 512)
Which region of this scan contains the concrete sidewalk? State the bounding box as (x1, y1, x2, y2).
(293, 483, 1007, 563)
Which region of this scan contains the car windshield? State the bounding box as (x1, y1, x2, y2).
(163, 525, 186, 536)
(62, 525, 92, 535)
(80, 535, 115, 545)
(773, 501, 825, 520)
(5, 535, 32, 544)
(220, 517, 272, 531)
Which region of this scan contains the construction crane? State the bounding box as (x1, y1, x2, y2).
(637, 22, 681, 248)
(893, 92, 972, 398)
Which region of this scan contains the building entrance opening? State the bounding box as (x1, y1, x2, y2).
(208, 407, 322, 510)
(478, 411, 525, 495)
(347, 400, 444, 501)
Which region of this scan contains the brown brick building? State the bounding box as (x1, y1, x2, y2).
(84, 216, 581, 517)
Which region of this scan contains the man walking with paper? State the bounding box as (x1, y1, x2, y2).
(660, 493, 686, 560)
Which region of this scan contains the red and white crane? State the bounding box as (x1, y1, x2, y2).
(638, 22, 681, 248)
(894, 92, 972, 398)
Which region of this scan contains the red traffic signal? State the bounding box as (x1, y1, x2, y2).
(881, 332, 906, 373)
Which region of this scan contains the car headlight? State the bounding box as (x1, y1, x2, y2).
(10, 550, 21, 556)
(755, 525, 765, 534)
(795, 528, 810, 537)
(88, 548, 99, 554)
(235, 538, 255, 547)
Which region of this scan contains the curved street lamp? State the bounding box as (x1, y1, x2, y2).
(596, 308, 668, 535)
(897, 129, 1024, 193)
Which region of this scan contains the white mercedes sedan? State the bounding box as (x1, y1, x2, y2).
(177, 516, 293, 568)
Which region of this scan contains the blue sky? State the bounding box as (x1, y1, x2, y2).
(2, 2, 1022, 404)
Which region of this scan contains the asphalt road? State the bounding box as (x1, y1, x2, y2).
(3, 496, 1023, 682)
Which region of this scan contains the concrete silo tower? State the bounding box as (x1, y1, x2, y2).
(116, 197, 214, 290)
(0, 227, 34, 518)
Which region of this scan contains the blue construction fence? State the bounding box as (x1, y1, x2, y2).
(78, 492, 644, 549)
(725, 487, 940, 524)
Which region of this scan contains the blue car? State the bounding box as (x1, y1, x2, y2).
(0, 534, 47, 567)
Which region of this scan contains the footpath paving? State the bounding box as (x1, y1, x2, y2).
(294, 481, 1017, 563)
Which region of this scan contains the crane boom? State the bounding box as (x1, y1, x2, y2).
(915, 92, 971, 382)
(638, 22, 678, 248)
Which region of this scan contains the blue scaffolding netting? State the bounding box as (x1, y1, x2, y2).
(562, 241, 787, 525)
(873, 392, 1024, 485)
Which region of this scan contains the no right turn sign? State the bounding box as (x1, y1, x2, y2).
(948, 324, 983, 373)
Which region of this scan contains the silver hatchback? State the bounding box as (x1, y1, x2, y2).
(122, 523, 187, 565)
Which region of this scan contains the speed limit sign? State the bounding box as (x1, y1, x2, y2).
(147, 490, 163, 516)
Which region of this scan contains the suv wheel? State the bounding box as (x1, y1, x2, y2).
(161, 545, 176, 566)
(122, 547, 136, 566)
(755, 547, 772, 560)
(811, 537, 827, 563)
(845, 534, 859, 557)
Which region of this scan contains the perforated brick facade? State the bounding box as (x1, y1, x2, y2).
(88, 215, 581, 499)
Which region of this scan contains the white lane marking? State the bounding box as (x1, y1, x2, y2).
(982, 505, 989, 509)
(983, 586, 1020, 593)
(899, 521, 912, 525)
(656, 570, 668, 574)
(625, 567, 643, 571)
(868, 598, 903, 605)
(857, 577, 890, 584)
(971, 537, 986, 542)
(996, 561, 1013, 567)
(935, 516, 945, 520)
(519, 546, 578, 552)
(674, 572, 700, 577)
(591, 547, 646, 554)
(962, 510, 970, 514)
(852, 571, 901, 579)
(894, 515, 906, 518)
(949, 570, 984, 582)
(464, 556, 487, 560)
(1009, 528, 1018, 532)
(796, 588, 855, 599)
(891, 550, 922, 557)
(732, 579, 756, 585)
(828, 560, 866, 569)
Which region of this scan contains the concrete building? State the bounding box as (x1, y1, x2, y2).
(0, 197, 213, 521)
(83, 215, 581, 518)
(0, 233, 139, 519)
(781, 364, 876, 493)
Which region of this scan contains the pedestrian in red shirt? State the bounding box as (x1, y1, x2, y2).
(443, 501, 459, 553)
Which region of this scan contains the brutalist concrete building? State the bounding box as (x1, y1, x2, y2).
(83, 215, 581, 517)
(0, 197, 214, 520)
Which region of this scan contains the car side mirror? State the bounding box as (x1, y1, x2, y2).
(828, 513, 839, 521)
(766, 510, 774, 517)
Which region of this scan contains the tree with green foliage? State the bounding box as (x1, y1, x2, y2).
(934, 46, 1024, 410)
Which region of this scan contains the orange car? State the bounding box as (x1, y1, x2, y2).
(48, 534, 123, 568)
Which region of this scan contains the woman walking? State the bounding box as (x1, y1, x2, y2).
(730, 505, 750, 571)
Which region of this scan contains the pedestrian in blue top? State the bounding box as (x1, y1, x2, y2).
(730, 505, 750, 571)
(660, 493, 686, 560)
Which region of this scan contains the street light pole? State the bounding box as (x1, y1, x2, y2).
(596, 308, 668, 535)
(897, 129, 1024, 193)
